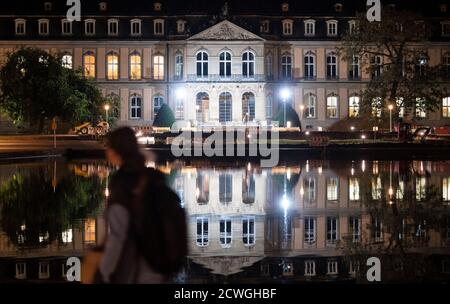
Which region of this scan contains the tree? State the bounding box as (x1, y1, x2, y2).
(273, 104, 302, 128)
(341, 8, 448, 124)
(0, 48, 104, 132)
(104, 94, 121, 127)
(153, 103, 176, 128)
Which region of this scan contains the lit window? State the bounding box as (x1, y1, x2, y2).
(62, 19, 72, 35)
(62, 229, 73, 243)
(349, 96, 360, 117)
(62, 54, 73, 69)
(108, 19, 119, 36)
(304, 52, 315, 79)
(196, 51, 208, 77)
(219, 92, 232, 122)
(372, 97, 382, 118)
(106, 52, 119, 80)
(242, 216, 255, 246)
(152, 95, 164, 119)
(304, 20, 315, 36)
(305, 260, 316, 276)
(443, 97, 450, 118)
(242, 92, 256, 121)
(129, 51, 142, 80)
(304, 217, 316, 244)
(219, 51, 232, 78)
(154, 19, 164, 35)
(327, 177, 339, 201)
(196, 172, 209, 204)
(84, 19, 96, 36)
(282, 19, 293, 35)
(84, 219, 96, 244)
(372, 176, 382, 200)
(15, 19, 26, 35)
(443, 177, 450, 202)
(327, 20, 338, 36)
(242, 50, 255, 78)
(83, 52, 96, 78)
(396, 97, 405, 117)
(416, 176, 427, 201)
(38, 19, 49, 36)
(196, 217, 209, 247)
(219, 173, 233, 203)
(306, 94, 316, 118)
(326, 217, 338, 243)
(349, 178, 360, 201)
(349, 216, 361, 242)
(131, 19, 142, 36)
(281, 53, 292, 79)
(153, 55, 164, 80)
(415, 97, 427, 118)
(219, 218, 232, 247)
(327, 95, 338, 118)
(130, 94, 142, 119)
(175, 53, 183, 80)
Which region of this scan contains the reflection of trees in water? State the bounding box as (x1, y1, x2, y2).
(0, 169, 104, 249)
(339, 161, 449, 282)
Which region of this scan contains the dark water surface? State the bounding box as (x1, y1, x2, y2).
(0, 158, 449, 283)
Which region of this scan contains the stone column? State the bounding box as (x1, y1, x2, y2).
(143, 88, 153, 121)
(120, 48, 129, 80)
(97, 48, 106, 80)
(119, 88, 129, 122)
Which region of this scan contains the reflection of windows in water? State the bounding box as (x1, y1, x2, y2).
(372, 217, 383, 242)
(415, 221, 427, 238)
(39, 232, 49, 243)
(219, 174, 233, 203)
(281, 216, 293, 249)
(196, 217, 209, 247)
(326, 217, 338, 244)
(265, 174, 273, 205)
(349, 261, 359, 275)
(416, 177, 427, 201)
(84, 219, 96, 244)
(219, 218, 232, 247)
(349, 216, 360, 242)
(443, 177, 450, 202)
(304, 260, 316, 276)
(446, 217, 450, 245)
(242, 173, 255, 204)
(242, 216, 255, 246)
(349, 178, 360, 201)
(196, 173, 209, 204)
(62, 229, 73, 243)
(175, 175, 184, 207)
(442, 260, 450, 273)
(371, 177, 382, 200)
(327, 260, 338, 275)
(304, 177, 316, 203)
(304, 217, 316, 244)
(39, 262, 50, 279)
(15, 263, 26, 280)
(326, 177, 339, 201)
(397, 179, 405, 200)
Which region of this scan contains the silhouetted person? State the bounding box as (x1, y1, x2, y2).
(98, 127, 187, 284)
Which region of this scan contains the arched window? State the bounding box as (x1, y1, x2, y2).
(306, 94, 316, 118)
(281, 53, 292, 79)
(266, 95, 273, 120)
(196, 51, 208, 77)
(326, 20, 338, 36)
(219, 92, 232, 123)
(15, 19, 26, 35)
(38, 19, 49, 36)
(242, 51, 255, 78)
(219, 218, 232, 247)
(304, 52, 315, 79)
(282, 19, 293, 35)
(326, 94, 338, 118)
(219, 173, 233, 203)
(108, 19, 119, 36)
(129, 51, 141, 80)
(242, 173, 255, 204)
(84, 19, 96, 36)
(349, 95, 360, 117)
(61, 54, 73, 69)
(326, 53, 338, 79)
(304, 19, 316, 36)
(174, 53, 183, 80)
(106, 52, 119, 80)
(130, 94, 142, 119)
(83, 51, 96, 78)
(242, 92, 256, 121)
(219, 51, 232, 78)
(153, 95, 164, 119)
(196, 172, 209, 204)
(196, 92, 209, 123)
(265, 54, 273, 79)
(130, 19, 142, 36)
(153, 54, 164, 80)
(153, 19, 164, 35)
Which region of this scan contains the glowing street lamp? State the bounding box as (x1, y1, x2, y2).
(388, 104, 394, 132)
(280, 88, 291, 127)
(104, 104, 110, 129)
(299, 104, 305, 119)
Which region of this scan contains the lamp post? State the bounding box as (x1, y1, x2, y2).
(104, 104, 110, 131)
(280, 88, 291, 127)
(300, 104, 305, 119)
(388, 104, 394, 133)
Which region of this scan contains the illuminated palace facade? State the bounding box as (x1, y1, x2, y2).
(0, 1, 450, 131)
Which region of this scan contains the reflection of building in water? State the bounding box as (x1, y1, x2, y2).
(0, 160, 450, 282)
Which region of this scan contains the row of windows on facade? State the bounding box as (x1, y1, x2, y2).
(13, 18, 450, 38)
(193, 173, 450, 207)
(121, 89, 450, 121)
(67, 50, 450, 82)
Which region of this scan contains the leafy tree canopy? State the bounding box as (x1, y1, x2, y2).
(153, 103, 176, 128)
(273, 104, 302, 128)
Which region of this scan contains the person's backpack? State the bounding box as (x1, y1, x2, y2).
(129, 168, 188, 277)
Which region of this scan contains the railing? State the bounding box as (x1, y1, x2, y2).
(187, 74, 266, 82)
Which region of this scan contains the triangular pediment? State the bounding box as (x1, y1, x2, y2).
(188, 20, 264, 41)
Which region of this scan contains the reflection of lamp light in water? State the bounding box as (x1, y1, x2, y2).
(196, 187, 200, 199)
(388, 187, 394, 196)
(362, 160, 366, 172)
(318, 166, 323, 175)
(105, 188, 110, 198)
(351, 168, 355, 176)
(247, 163, 252, 171)
(287, 168, 291, 181)
(306, 160, 309, 173)
(281, 194, 290, 210)
(300, 187, 304, 196)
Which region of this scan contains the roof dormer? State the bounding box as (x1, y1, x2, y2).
(154, 2, 162, 12)
(44, 2, 52, 12)
(334, 3, 343, 12)
(281, 3, 289, 13)
(99, 2, 107, 12)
